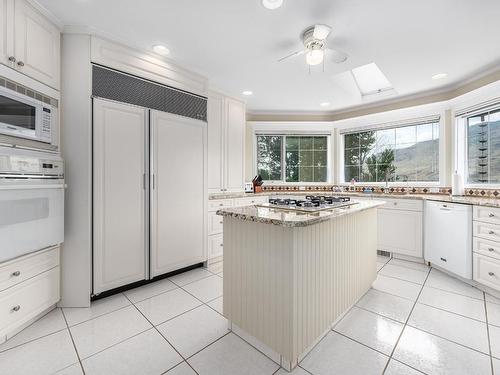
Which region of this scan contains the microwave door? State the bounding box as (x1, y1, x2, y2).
(0, 94, 37, 140)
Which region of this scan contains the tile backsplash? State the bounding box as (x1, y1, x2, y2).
(261, 184, 452, 195)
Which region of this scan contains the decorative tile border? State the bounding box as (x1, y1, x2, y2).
(261, 185, 452, 195)
(465, 188, 500, 197)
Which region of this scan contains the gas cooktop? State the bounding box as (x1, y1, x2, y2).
(257, 195, 358, 213)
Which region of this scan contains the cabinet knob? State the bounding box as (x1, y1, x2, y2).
(219, 221, 223, 225)
(489, 248, 495, 252)
(220, 243, 223, 247)
(17, 61, 24, 67)
(219, 203, 223, 207)
(490, 213, 495, 217)
(11, 271, 21, 277)
(8, 56, 16, 63)
(11, 305, 21, 312)
(489, 272, 495, 277)
(489, 230, 495, 235)
(393, 202, 398, 205)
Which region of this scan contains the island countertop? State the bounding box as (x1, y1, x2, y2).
(216, 200, 385, 227)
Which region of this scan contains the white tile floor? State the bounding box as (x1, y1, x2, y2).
(2, 257, 500, 374)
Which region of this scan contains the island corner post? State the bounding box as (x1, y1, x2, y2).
(220, 204, 379, 371)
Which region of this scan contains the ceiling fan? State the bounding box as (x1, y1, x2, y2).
(278, 24, 348, 67)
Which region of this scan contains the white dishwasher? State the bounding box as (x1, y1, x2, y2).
(425, 201, 472, 279)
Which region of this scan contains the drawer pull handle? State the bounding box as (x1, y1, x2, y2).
(11, 271, 21, 277)
(11, 305, 21, 312)
(489, 272, 495, 277)
(489, 230, 496, 235)
(490, 213, 495, 217)
(393, 202, 398, 205)
(489, 248, 495, 252)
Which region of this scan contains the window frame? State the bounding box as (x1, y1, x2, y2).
(456, 104, 500, 188)
(254, 133, 332, 184)
(339, 118, 444, 186)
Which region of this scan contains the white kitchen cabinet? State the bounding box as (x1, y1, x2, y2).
(224, 97, 245, 191)
(377, 199, 423, 258)
(150, 110, 206, 277)
(473, 205, 500, 292)
(0, 246, 60, 344)
(207, 92, 245, 193)
(0, 0, 13, 68)
(92, 99, 147, 294)
(13, 0, 60, 89)
(0, 0, 60, 89)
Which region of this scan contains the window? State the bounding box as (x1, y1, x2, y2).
(343, 121, 440, 183)
(256, 135, 329, 182)
(467, 108, 500, 184)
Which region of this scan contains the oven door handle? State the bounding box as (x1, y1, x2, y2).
(0, 183, 66, 190)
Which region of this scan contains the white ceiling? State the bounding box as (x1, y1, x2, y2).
(38, 0, 500, 113)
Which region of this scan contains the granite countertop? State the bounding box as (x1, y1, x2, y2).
(209, 191, 500, 208)
(216, 200, 385, 227)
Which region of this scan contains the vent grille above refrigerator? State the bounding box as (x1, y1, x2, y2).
(92, 65, 207, 122)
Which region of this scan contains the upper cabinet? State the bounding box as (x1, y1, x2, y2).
(0, 0, 60, 90)
(208, 92, 246, 193)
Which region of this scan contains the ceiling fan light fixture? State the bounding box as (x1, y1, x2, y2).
(306, 49, 324, 66)
(262, 0, 283, 10)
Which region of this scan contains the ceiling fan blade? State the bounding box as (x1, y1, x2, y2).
(278, 49, 307, 62)
(313, 24, 332, 40)
(327, 48, 349, 63)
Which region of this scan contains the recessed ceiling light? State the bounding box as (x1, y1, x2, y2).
(320, 102, 331, 107)
(432, 73, 448, 80)
(262, 0, 283, 10)
(152, 44, 170, 56)
(242, 90, 253, 96)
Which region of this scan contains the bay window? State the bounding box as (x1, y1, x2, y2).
(342, 120, 440, 183)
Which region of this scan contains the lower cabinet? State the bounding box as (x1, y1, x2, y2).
(207, 196, 267, 262)
(377, 199, 423, 258)
(0, 246, 60, 343)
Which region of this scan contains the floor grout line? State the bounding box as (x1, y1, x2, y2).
(61, 308, 86, 375)
(123, 293, 201, 375)
(484, 291, 495, 375)
(380, 263, 431, 374)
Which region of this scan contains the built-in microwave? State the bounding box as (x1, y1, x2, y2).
(0, 85, 54, 145)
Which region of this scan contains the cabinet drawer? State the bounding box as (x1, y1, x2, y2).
(234, 196, 268, 207)
(208, 234, 223, 259)
(474, 206, 500, 225)
(474, 237, 500, 261)
(209, 212, 224, 235)
(0, 247, 59, 292)
(474, 253, 500, 291)
(208, 199, 233, 212)
(377, 198, 423, 211)
(0, 267, 60, 337)
(473, 221, 500, 242)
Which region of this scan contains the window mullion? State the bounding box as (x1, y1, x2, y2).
(281, 135, 286, 182)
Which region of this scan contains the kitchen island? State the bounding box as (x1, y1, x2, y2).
(217, 199, 384, 371)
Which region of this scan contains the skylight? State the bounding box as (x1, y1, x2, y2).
(351, 63, 393, 96)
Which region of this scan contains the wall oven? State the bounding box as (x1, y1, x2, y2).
(0, 147, 64, 263)
(0, 80, 57, 151)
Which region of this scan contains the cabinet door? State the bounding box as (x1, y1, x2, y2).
(14, 0, 60, 89)
(150, 111, 206, 277)
(93, 99, 147, 294)
(224, 97, 245, 191)
(0, 0, 14, 67)
(378, 209, 423, 258)
(207, 92, 224, 192)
